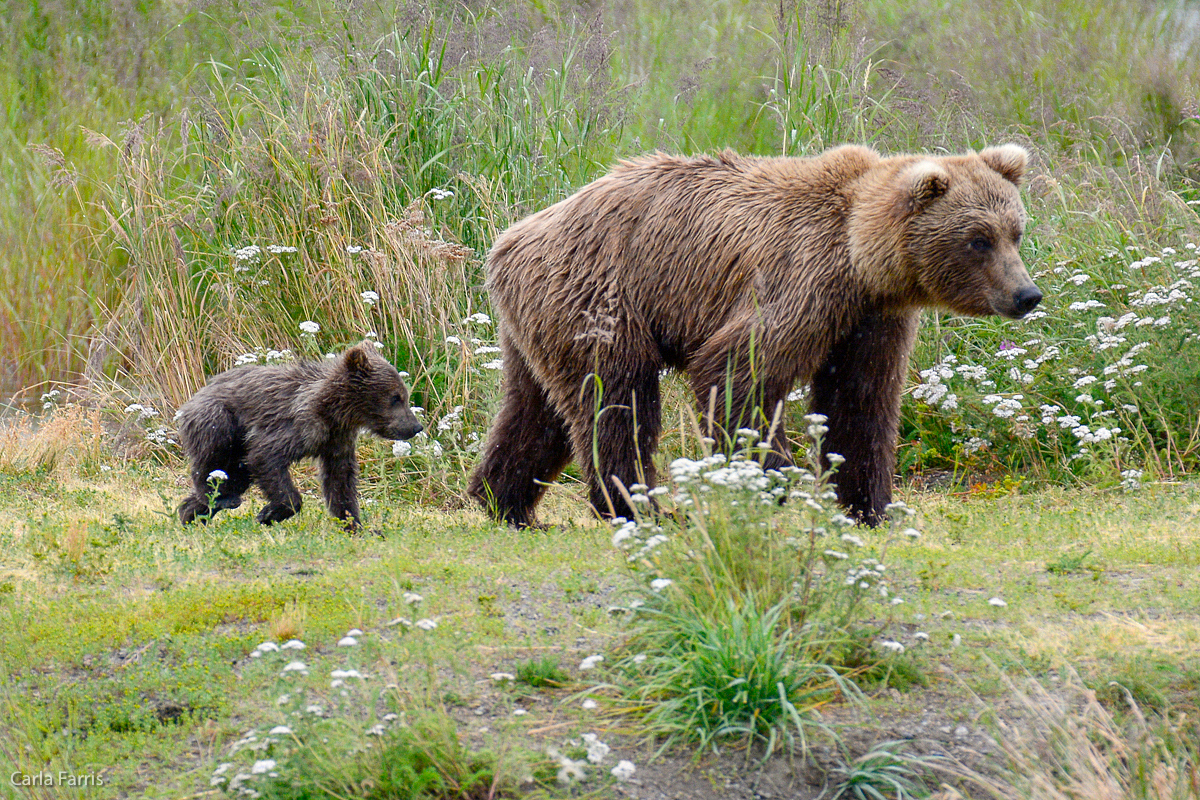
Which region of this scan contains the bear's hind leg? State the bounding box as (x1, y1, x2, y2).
(250, 450, 303, 525)
(211, 465, 251, 511)
(468, 347, 572, 528)
(180, 449, 249, 524)
(178, 402, 250, 524)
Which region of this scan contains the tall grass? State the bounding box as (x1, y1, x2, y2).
(3, 0, 1199, 485)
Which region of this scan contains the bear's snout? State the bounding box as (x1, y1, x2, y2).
(1012, 285, 1043, 317)
(389, 419, 423, 441)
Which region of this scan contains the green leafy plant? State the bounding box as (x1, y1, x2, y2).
(515, 656, 569, 689)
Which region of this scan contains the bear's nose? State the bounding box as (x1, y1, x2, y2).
(1013, 285, 1043, 316)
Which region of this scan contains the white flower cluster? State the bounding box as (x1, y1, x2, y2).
(611, 517, 670, 563)
(233, 244, 261, 262)
(1120, 468, 1143, 491)
(445, 314, 504, 373)
(912, 355, 959, 411)
(547, 732, 633, 785)
(124, 402, 159, 420)
(392, 430, 444, 459)
(234, 348, 295, 366)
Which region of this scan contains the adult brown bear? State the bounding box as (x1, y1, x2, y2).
(468, 144, 1041, 527)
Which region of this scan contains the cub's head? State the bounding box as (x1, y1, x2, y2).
(881, 144, 1042, 319)
(338, 344, 424, 441)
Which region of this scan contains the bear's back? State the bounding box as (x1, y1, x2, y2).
(486, 147, 878, 361)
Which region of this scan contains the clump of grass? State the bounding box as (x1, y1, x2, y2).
(626, 598, 848, 757)
(1046, 548, 1097, 576)
(611, 419, 920, 757)
(269, 601, 307, 643)
(829, 740, 935, 800)
(0, 401, 108, 475)
(248, 710, 524, 799)
(214, 630, 545, 800)
(515, 655, 568, 689)
(937, 670, 1199, 800)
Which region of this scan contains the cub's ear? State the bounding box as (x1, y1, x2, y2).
(979, 143, 1029, 186)
(342, 343, 371, 374)
(899, 159, 951, 214)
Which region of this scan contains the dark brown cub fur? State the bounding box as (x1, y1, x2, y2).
(468, 144, 1040, 527)
(177, 344, 422, 530)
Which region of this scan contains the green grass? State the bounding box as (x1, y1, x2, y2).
(4, 0, 1199, 486)
(2, 0, 1200, 796)
(0, 445, 1197, 796)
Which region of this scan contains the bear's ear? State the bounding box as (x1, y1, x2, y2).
(342, 344, 371, 375)
(900, 160, 951, 214)
(979, 144, 1029, 186)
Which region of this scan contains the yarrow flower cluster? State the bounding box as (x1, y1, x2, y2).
(234, 348, 295, 366)
(216, 613, 457, 797)
(907, 239, 1200, 471)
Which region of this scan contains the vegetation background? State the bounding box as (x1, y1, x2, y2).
(2, 0, 1198, 485)
(0, 0, 1198, 798)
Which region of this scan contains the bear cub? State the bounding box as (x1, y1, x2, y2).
(177, 343, 422, 530)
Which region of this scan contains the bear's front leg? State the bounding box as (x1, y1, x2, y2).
(810, 310, 918, 526)
(319, 442, 361, 530)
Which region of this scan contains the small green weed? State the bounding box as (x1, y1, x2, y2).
(1046, 548, 1097, 575)
(829, 740, 935, 800)
(515, 656, 569, 689)
(627, 599, 847, 756)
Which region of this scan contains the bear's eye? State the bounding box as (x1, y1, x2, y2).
(969, 237, 992, 253)
(391, 394, 403, 406)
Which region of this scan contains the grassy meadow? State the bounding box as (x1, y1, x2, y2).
(1, 0, 1200, 797)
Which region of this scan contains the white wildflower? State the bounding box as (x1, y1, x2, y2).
(579, 654, 604, 671)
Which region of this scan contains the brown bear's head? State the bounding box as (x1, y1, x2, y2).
(339, 344, 424, 441)
(872, 144, 1042, 320)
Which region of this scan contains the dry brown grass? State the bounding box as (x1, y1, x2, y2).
(268, 600, 308, 642)
(932, 670, 1199, 800)
(0, 405, 106, 474)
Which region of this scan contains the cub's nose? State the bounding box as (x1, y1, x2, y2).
(1013, 285, 1043, 317)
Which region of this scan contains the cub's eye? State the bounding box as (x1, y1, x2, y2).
(391, 394, 403, 406)
(969, 237, 992, 253)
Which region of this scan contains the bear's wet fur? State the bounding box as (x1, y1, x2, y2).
(177, 343, 422, 530)
(468, 144, 1041, 527)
